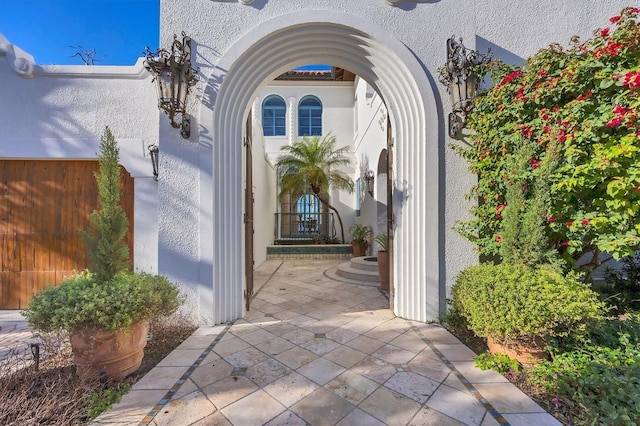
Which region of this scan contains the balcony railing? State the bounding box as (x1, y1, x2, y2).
(274, 212, 336, 242)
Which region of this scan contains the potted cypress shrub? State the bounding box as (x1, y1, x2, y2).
(349, 224, 373, 257)
(24, 127, 183, 378)
(374, 233, 389, 291)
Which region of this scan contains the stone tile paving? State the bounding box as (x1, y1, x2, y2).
(88, 259, 560, 425)
(0, 309, 39, 377)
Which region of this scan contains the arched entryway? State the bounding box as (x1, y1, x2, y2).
(199, 10, 440, 325)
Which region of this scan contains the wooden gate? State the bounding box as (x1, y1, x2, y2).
(0, 160, 134, 309)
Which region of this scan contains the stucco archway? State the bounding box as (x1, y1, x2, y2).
(198, 10, 440, 325)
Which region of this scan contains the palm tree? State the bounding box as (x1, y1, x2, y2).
(276, 134, 354, 243)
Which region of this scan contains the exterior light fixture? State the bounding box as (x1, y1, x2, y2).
(439, 36, 491, 138)
(148, 144, 159, 181)
(144, 32, 198, 139)
(364, 170, 375, 197)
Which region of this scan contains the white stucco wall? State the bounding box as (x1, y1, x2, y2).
(249, 104, 277, 268)
(353, 77, 388, 244)
(0, 39, 160, 275)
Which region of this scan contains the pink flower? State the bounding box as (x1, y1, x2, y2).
(551, 397, 562, 407)
(495, 235, 502, 243)
(582, 219, 590, 226)
(560, 240, 569, 247)
(547, 216, 557, 223)
(607, 117, 622, 128)
(552, 106, 560, 113)
(613, 104, 628, 115)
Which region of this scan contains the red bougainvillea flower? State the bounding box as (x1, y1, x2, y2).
(497, 70, 523, 88)
(607, 117, 623, 128)
(547, 216, 557, 223)
(495, 235, 502, 243)
(560, 240, 569, 247)
(529, 158, 540, 169)
(582, 219, 590, 226)
(623, 71, 640, 89)
(567, 221, 573, 227)
(610, 15, 622, 24)
(613, 104, 628, 115)
(600, 28, 610, 37)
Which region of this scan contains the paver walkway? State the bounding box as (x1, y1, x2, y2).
(91, 260, 559, 426)
(0, 309, 38, 377)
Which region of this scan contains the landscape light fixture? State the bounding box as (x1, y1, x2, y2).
(439, 35, 491, 138)
(144, 32, 198, 139)
(364, 170, 375, 197)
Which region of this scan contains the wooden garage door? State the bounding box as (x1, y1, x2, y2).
(0, 160, 134, 309)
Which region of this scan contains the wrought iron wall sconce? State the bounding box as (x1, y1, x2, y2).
(364, 170, 375, 196)
(148, 144, 159, 181)
(439, 36, 491, 138)
(144, 32, 198, 139)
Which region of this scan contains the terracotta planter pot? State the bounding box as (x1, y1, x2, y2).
(70, 320, 149, 378)
(352, 240, 369, 257)
(377, 250, 390, 292)
(487, 336, 548, 365)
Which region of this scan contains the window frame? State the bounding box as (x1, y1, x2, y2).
(262, 95, 287, 137)
(297, 95, 323, 137)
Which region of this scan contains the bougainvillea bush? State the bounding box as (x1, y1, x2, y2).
(458, 7, 640, 272)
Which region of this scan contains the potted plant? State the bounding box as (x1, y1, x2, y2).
(451, 263, 604, 364)
(374, 233, 390, 291)
(349, 224, 373, 257)
(23, 127, 183, 378)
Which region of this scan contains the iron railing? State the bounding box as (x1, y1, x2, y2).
(274, 212, 336, 242)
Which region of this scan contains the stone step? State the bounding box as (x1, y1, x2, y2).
(336, 261, 380, 283)
(349, 256, 379, 272)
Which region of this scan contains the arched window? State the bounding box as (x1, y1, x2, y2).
(298, 96, 322, 136)
(262, 95, 286, 136)
(296, 193, 320, 234)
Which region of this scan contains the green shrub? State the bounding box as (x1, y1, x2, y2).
(24, 270, 183, 333)
(452, 263, 604, 343)
(531, 316, 640, 425)
(475, 352, 521, 375)
(87, 383, 131, 420)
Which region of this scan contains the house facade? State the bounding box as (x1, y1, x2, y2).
(0, 0, 630, 323)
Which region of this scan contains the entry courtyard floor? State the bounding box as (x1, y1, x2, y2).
(4, 259, 560, 425)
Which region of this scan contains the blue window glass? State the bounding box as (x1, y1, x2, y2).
(298, 96, 322, 136)
(262, 95, 286, 136)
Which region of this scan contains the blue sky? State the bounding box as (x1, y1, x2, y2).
(0, 0, 159, 66)
(0, 1, 330, 70)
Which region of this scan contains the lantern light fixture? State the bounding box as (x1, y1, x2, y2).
(438, 36, 492, 138)
(144, 32, 198, 139)
(364, 170, 375, 197)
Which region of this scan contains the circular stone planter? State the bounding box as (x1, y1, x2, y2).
(70, 320, 149, 378)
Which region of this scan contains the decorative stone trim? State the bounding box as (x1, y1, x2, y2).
(0, 34, 35, 77)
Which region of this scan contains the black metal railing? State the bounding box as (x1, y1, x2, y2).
(274, 212, 336, 242)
